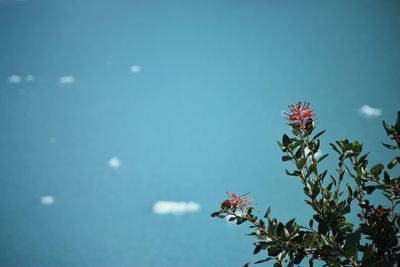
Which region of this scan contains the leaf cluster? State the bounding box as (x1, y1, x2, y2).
(212, 111, 400, 266)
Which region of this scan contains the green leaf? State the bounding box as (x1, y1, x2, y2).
(343, 227, 361, 257)
(268, 247, 281, 256)
(211, 212, 220, 217)
(254, 258, 272, 264)
(388, 157, 399, 169)
(312, 130, 326, 141)
(343, 205, 351, 214)
(243, 262, 251, 267)
(294, 144, 304, 159)
(253, 245, 262, 255)
(383, 120, 390, 134)
(309, 219, 313, 228)
(282, 134, 291, 147)
(307, 164, 317, 178)
(358, 153, 369, 164)
(298, 157, 307, 169)
(282, 155, 293, 162)
(363, 186, 376, 194)
(362, 244, 375, 262)
(285, 218, 296, 231)
(292, 140, 303, 150)
(282, 226, 290, 240)
(318, 221, 329, 235)
(317, 153, 329, 163)
(346, 185, 353, 204)
(311, 183, 320, 198)
(277, 222, 284, 236)
(285, 169, 300, 177)
(384, 171, 391, 184)
(273, 263, 281, 267)
(320, 170, 328, 180)
(264, 206, 271, 218)
(294, 254, 306, 265)
(236, 217, 246, 225)
(329, 143, 340, 154)
(382, 142, 397, 149)
(370, 163, 384, 175)
(326, 182, 333, 191)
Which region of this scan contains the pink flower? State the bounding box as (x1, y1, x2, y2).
(221, 192, 253, 213)
(284, 102, 316, 129)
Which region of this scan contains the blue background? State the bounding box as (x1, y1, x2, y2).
(0, 0, 399, 266)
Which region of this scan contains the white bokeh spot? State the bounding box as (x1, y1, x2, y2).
(130, 65, 142, 73)
(108, 156, 121, 169)
(153, 201, 201, 215)
(8, 75, 22, 84)
(59, 76, 75, 84)
(40, 195, 55, 206)
(25, 74, 35, 82)
(359, 105, 382, 118)
(305, 148, 323, 159)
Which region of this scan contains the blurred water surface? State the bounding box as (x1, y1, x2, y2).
(0, 0, 399, 266)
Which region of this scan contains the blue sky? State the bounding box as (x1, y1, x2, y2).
(0, 0, 399, 266)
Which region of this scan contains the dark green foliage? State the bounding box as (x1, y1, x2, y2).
(212, 109, 400, 267)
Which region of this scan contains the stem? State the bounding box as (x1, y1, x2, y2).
(345, 256, 359, 267)
(305, 134, 327, 197)
(288, 142, 324, 215)
(226, 211, 278, 241)
(335, 155, 345, 204)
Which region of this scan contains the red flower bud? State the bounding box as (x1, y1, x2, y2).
(284, 102, 316, 130)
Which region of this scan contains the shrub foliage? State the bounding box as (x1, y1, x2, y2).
(211, 102, 400, 267)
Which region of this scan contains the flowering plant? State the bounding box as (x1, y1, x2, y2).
(212, 102, 400, 266)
